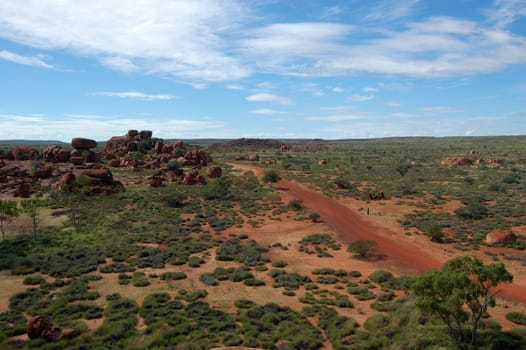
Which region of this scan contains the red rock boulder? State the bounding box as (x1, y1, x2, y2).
(486, 230, 517, 245)
(33, 163, 53, 179)
(206, 166, 222, 178)
(12, 145, 38, 161)
(248, 153, 259, 162)
(71, 137, 97, 150)
(441, 157, 472, 166)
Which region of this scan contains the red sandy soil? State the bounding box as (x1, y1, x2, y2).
(231, 163, 526, 306)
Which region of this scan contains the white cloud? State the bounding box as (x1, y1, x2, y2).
(226, 84, 243, 90)
(246, 93, 292, 105)
(387, 102, 402, 107)
(249, 109, 285, 115)
(0, 50, 54, 69)
(307, 113, 371, 122)
(363, 87, 378, 92)
(391, 112, 415, 118)
(422, 106, 461, 113)
(0, 0, 250, 82)
(348, 94, 375, 102)
(486, 0, 526, 28)
(0, 114, 46, 122)
(0, 2, 525, 83)
(320, 105, 356, 111)
(90, 91, 178, 101)
(332, 87, 344, 93)
(362, 0, 420, 22)
(0, 113, 224, 141)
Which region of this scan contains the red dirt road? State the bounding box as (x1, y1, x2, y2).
(231, 163, 526, 304)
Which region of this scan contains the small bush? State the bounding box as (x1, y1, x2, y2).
(22, 275, 46, 285)
(506, 311, 526, 325)
(132, 272, 150, 287)
(369, 270, 395, 284)
(272, 260, 288, 268)
(159, 271, 187, 280)
(243, 278, 265, 287)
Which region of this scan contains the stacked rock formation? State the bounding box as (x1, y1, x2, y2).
(70, 137, 98, 165)
(43, 145, 70, 163)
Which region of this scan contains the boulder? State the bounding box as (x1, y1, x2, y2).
(486, 230, 517, 245)
(127, 129, 139, 137)
(319, 159, 327, 165)
(441, 157, 472, 166)
(70, 156, 84, 165)
(109, 158, 121, 167)
(27, 316, 54, 339)
(248, 153, 259, 162)
(12, 145, 38, 161)
(14, 182, 32, 198)
(57, 172, 76, 191)
(182, 173, 196, 185)
(33, 163, 53, 179)
(206, 166, 222, 178)
(139, 130, 153, 139)
(101, 136, 138, 157)
(149, 176, 165, 187)
(71, 137, 97, 150)
(80, 168, 113, 185)
(26, 316, 73, 342)
(43, 145, 70, 162)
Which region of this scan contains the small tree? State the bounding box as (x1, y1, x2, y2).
(20, 194, 42, 239)
(262, 169, 281, 184)
(347, 240, 377, 259)
(0, 199, 19, 240)
(413, 256, 513, 348)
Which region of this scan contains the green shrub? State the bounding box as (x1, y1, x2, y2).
(22, 275, 46, 285)
(243, 278, 265, 286)
(506, 311, 526, 325)
(159, 271, 187, 280)
(369, 270, 395, 284)
(272, 260, 288, 268)
(132, 272, 150, 287)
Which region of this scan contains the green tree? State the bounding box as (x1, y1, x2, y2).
(20, 194, 42, 239)
(413, 256, 513, 348)
(347, 240, 377, 259)
(262, 169, 281, 184)
(0, 199, 19, 240)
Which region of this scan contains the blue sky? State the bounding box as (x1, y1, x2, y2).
(0, 0, 525, 141)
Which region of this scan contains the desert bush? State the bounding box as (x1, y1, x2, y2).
(22, 275, 46, 285)
(272, 260, 288, 268)
(159, 271, 187, 280)
(369, 270, 395, 285)
(243, 278, 265, 286)
(132, 272, 150, 287)
(505, 311, 526, 325)
(100, 262, 136, 273)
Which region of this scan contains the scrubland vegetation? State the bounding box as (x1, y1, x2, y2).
(0, 136, 525, 349)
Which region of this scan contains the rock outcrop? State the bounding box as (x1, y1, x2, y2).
(206, 166, 222, 178)
(11, 145, 38, 161)
(441, 157, 472, 166)
(43, 145, 70, 162)
(486, 230, 517, 245)
(27, 316, 75, 342)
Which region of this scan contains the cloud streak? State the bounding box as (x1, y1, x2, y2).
(90, 91, 178, 101)
(246, 93, 292, 105)
(0, 50, 54, 69)
(0, 113, 224, 141)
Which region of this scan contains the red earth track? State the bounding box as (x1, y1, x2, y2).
(231, 163, 526, 304)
